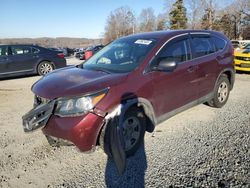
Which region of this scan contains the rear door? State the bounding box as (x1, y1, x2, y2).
(190, 33, 218, 98)
(8, 45, 38, 73)
(150, 34, 200, 119)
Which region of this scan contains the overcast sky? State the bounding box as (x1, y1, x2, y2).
(0, 0, 234, 39)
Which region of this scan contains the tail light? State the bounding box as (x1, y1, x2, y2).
(57, 53, 65, 58)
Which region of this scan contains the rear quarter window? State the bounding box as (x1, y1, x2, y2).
(32, 47, 40, 53)
(212, 36, 226, 51)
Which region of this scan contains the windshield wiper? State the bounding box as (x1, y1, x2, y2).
(90, 67, 111, 74)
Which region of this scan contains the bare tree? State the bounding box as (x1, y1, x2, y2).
(104, 6, 135, 43)
(156, 13, 167, 30)
(138, 8, 156, 32)
(186, 0, 204, 29)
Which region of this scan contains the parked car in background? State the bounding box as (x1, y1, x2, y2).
(231, 40, 240, 49)
(84, 45, 104, 60)
(234, 43, 250, 72)
(49, 47, 73, 57)
(0, 44, 66, 78)
(231, 40, 250, 50)
(79, 49, 86, 60)
(22, 30, 234, 173)
(74, 48, 85, 59)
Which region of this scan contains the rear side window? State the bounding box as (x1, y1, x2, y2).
(191, 35, 216, 58)
(159, 38, 190, 64)
(212, 36, 226, 51)
(11, 46, 32, 55)
(32, 47, 40, 53)
(0, 46, 8, 56)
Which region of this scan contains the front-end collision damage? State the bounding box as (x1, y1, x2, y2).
(101, 98, 156, 175)
(103, 104, 127, 175)
(22, 100, 55, 132)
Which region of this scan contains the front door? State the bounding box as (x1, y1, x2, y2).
(149, 35, 200, 120)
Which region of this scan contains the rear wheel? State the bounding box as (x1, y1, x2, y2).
(100, 107, 146, 157)
(38, 61, 54, 75)
(207, 74, 230, 108)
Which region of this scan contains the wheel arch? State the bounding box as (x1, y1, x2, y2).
(119, 97, 157, 133)
(97, 97, 157, 147)
(216, 68, 235, 90)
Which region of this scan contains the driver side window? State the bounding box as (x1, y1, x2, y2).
(159, 37, 191, 64)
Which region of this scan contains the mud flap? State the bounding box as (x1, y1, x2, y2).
(105, 104, 126, 175)
(109, 116, 126, 175)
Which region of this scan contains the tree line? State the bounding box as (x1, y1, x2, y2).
(104, 0, 250, 43)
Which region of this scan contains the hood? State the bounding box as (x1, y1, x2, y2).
(32, 66, 128, 99)
(235, 48, 250, 55)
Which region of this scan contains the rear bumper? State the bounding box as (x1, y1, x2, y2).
(42, 113, 105, 152)
(53, 58, 67, 69)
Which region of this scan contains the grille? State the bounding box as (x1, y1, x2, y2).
(34, 95, 50, 107)
(235, 56, 250, 61)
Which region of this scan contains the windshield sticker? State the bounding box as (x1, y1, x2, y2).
(135, 39, 152, 45)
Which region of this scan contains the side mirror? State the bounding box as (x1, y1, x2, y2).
(156, 59, 177, 72)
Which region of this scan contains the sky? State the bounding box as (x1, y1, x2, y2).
(0, 0, 235, 39)
(0, 0, 166, 39)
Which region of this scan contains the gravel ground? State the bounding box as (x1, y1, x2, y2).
(0, 59, 249, 188)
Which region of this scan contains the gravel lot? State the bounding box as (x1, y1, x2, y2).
(0, 58, 249, 187)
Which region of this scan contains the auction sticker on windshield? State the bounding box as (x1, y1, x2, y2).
(135, 39, 152, 45)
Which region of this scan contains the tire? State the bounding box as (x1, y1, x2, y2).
(37, 61, 54, 76)
(100, 107, 146, 157)
(207, 74, 230, 108)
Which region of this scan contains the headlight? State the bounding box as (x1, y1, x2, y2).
(54, 89, 107, 117)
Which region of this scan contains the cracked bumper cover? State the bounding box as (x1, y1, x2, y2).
(22, 101, 105, 152)
(22, 101, 55, 132)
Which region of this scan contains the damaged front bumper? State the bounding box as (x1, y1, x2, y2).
(22, 101, 55, 132)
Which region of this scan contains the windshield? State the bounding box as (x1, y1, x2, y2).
(82, 37, 158, 73)
(243, 43, 250, 49)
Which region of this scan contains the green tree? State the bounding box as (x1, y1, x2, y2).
(169, 0, 188, 29)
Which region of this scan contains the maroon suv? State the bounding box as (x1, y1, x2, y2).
(23, 30, 234, 169)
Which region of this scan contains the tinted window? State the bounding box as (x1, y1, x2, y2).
(191, 35, 216, 58)
(243, 43, 250, 50)
(0, 46, 8, 56)
(11, 46, 31, 55)
(159, 38, 190, 64)
(212, 36, 226, 51)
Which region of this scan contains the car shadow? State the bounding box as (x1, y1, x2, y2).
(105, 143, 147, 188)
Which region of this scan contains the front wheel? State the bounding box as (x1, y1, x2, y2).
(100, 107, 146, 157)
(207, 74, 230, 108)
(37, 61, 54, 75)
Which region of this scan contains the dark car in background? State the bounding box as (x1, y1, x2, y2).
(0, 44, 66, 78)
(48, 47, 73, 57)
(84, 45, 104, 60)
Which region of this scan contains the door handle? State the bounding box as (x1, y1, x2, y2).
(187, 66, 195, 73)
(187, 65, 198, 73)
